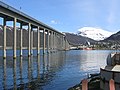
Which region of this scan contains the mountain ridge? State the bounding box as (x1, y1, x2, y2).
(77, 27, 114, 41)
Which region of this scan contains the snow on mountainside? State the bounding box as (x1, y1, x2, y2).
(78, 27, 114, 41)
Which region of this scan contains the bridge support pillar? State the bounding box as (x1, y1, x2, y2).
(54, 33, 56, 51)
(37, 26, 40, 55)
(49, 31, 52, 53)
(31, 28, 33, 55)
(28, 23, 31, 57)
(13, 18, 17, 59)
(20, 23, 23, 57)
(43, 29, 45, 54)
(47, 30, 49, 53)
(3, 18, 6, 59)
(50, 31, 53, 52)
(52, 32, 55, 51)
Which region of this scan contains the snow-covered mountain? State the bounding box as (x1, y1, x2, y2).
(78, 27, 114, 41)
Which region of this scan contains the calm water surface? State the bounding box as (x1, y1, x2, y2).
(0, 50, 115, 90)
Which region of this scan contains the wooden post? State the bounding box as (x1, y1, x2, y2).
(109, 79, 115, 90)
(82, 79, 88, 90)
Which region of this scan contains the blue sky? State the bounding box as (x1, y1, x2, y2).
(1, 0, 120, 33)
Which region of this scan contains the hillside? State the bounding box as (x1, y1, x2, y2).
(65, 33, 96, 46)
(103, 31, 120, 43)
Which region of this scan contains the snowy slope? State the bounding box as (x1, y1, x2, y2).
(78, 27, 114, 41)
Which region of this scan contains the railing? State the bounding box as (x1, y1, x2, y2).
(82, 79, 115, 90)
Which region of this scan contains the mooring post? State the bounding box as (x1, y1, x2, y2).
(37, 26, 40, 55)
(82, 79, 88, 90)
(109, 79, 115, 90)
(13, 18, 17, 59)
(20, 23, 23, 57)
(28, 23, 31, 57)
(3, 18, 6, 59)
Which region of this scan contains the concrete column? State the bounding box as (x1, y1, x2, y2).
(43, 29, 45, 54)
(51, 31, 53, 50)
(54, 33, 56, 50)
(20, 23, 22, 57)
(37, 26, 40, 55)
(60, 35, 62, 50)
(53, 32, 54, 50)
(3, 18, 6, 59)
(47, 30, 49, 53)
(49, 31, 51, 51)
(13, 18, 17, 59)
(65, 38, 67, 50)
(31, 28, 33, 55)
(28, 23, 31, 57)
(62, 36, 64, 50)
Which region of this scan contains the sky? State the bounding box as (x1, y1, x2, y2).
(1, 0, 120, 33)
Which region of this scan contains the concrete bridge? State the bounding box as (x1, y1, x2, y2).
(0, 1, 70, 59)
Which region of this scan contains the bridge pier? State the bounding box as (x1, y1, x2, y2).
(49, 31, 52, 53)
(37, 26, 40, 55)
(30, 27, 33, 55)
(51, 31, 54, 52)
(20, 23, 23, 57)
(13, 18, 17, 59)
(43, 29, 45, 54)
(28, 23, 31, 57)
(47, 30, 50, 53)
(3, 18, 6, 59)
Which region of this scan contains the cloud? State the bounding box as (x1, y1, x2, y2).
(50, 20, 59, 24)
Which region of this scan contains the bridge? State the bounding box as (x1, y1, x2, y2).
(0, 1, 70, 59)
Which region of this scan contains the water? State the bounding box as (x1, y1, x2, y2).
(0, 50, 115, 90)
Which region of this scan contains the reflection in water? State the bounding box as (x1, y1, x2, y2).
(19, 57, 24, 89)
(37, 55, 40, 79)
(3, 59, 6, 90)
(13, 59, 17, 90)
(28, 57, 32, 88)
(0, 50, 112, 90)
